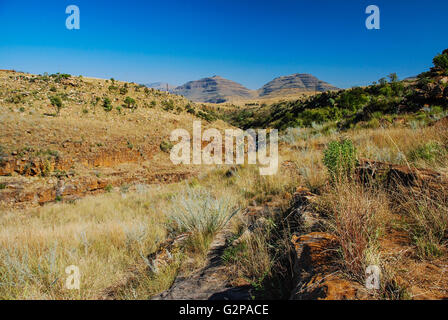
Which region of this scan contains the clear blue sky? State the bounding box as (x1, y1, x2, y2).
(0, 0, 447, 89)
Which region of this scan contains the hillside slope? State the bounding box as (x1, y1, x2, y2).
(221, 51, 448, 130)
(0, 71, 227, 208)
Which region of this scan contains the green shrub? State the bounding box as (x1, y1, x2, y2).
(433, 52, 448, 73)
(197, 110, 216, 122)
(6, 94, 23, 104)
(50, 73, 70, 83)
(162, 99, 174, 111)
(123, 96, 136, 109)
(120, 87, 128, 95)
(103, 98, 113, 112)
(49, 96, 63, 115)
(185, 104, 195, 114)
(41, 160, 52, 177)
(408, 142, 446, 163)
(365, 118, 380, 129)
(222, 241, 247, 264)
(160, 141, 173, 153)
(323, 139, 357, 183)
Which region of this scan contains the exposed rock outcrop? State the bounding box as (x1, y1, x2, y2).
(153, 228, 251, 300)
(290, 232, 367, 300)
(356, 158, 448, 190)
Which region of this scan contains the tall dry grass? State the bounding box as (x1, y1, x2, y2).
(319, 182, 390, 280)
(0, 186, 178, 299)
(395, 185, 448, 258)
(351, 125, 448, 169)
(0, 178, 243, 299)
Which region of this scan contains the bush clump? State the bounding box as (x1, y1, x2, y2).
(49, 96, 63, 115)
(408, 141, 446, 164)
(166, 187, 239, 237)
(323, 139, 357, 183)
(160, 141, 173, 153)
(433, 51, 448, 74)
(103, 98, 113, 112)
(123, 96, 137, 109)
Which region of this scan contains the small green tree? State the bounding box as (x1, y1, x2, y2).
(123, 96, 136, 109)
(388, 73, 398, 83)
(160, 141, 173, 153)
(378, 77, 388, 86)
(120, 86, 128, 95)
(433, 51, 448, 74)
(103, 97, 113, 112)
(323, 139, 357, 183)
(49, 95, 63, 115)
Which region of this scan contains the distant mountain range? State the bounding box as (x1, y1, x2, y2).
(148, 74, 339, 103)
(171, 76, 256, 103)
(258, 73, 338, 98)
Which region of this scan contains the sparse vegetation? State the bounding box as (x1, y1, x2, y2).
(218, 53, 447, 131)
(323, 139, 357, 183)
(166, 186, 239, 254)
(49, 95, 63, 115)
(160, 141, 173, 153)
(397, 186, 448, 259)
(123, 96, 136, 109)
(103, 97, 113, 112)
(433, 52, 448, 74)
(319, 182, 388, 280)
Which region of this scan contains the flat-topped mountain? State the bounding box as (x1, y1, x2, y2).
(171, 76, 255, 103)
(258, 73, 339, 97)
(170, 74, 339, 103)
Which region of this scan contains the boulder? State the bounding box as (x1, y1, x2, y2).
(290, 232, 367, 300)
